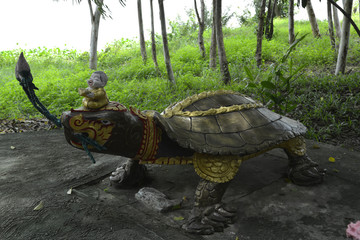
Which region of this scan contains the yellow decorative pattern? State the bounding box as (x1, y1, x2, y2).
(162, 90, 263, 118)
(72, 101, 127, 113)
(133, 109, 161, 161)
(193, 153, 243, 183)
(279, 136, 306, 156)
(99, 101, 127, 112)
(69, 114, 114, 148)
(140, 156, 193, 165)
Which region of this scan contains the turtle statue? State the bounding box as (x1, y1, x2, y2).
(15, 53, 325, 235)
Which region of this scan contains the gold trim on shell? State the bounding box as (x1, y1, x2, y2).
(162, 90, 263, 118)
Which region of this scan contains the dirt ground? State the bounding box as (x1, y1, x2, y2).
(1, 129, 360, 240)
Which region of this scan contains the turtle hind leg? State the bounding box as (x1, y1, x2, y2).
(281, 136, 326, 186)
(109, 158, 148, 188)
(182, 179, 236, 235)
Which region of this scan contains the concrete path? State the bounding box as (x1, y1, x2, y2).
(1, 129, 359, 240)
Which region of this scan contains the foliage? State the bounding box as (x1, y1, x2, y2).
(1, 17, 359, 149)
(168, 4, 235, 41)
(290, 74, 360, 146)
(244, 34, 307, 114)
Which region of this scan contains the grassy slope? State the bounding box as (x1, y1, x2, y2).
(0, 18, 359, 149)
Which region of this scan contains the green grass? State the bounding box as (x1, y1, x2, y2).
(0, 18, 359, 149)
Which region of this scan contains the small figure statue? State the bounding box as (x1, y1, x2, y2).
(78, 71, 109, 109)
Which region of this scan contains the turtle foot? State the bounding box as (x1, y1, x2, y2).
(288, 155, 326, 186)
(182, 204, 236, 235)
(109, 159, 148, 188)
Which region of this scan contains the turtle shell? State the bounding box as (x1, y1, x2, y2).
(154, 90, 306, 156)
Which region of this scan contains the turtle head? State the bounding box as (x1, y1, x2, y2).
(60, 104, 144, 159)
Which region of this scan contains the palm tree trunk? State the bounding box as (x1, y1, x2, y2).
(268, 0, 276, 39)
(255, 0, 266, 67)
(327, 1, 336, 49)
(89, 0, 102, 70)
(137, 0, 147, 64)
(215, 0, 231, 84)
(335, 0, 353, 75)
(288, 0, 295, 44)
(333, 5, 342, 39)
(194, 0, 206, 58)
(150, 0, 160, 72)
(265, 0, 272, 40)
(306, 0, 321, 38)
(209, 0, 217, 69)
(158, 0, 175, 85)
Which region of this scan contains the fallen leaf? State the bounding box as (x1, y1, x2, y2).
(284, 178, 291, 183)
(173, 216, 184, 221)
(329, 157, 336, 163)
(33, 201, 44, 211)
(172, 204, 181, 210)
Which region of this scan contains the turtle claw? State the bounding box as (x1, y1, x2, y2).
(109, 159, 148, 188)
(182, 218, 214, 235)
(288, 155, 326, 186)
(183, 204, 236, 235)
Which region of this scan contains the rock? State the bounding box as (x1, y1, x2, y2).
(135, 187, 182, 213)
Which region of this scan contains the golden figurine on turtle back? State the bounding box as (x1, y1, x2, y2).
(78, 71, 109, 109)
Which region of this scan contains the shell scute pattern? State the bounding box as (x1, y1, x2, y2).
(216, 112, 251, 133)
(155, 90, 307, 156)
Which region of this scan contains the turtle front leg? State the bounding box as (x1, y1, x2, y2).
(182, 179, 236, 235)
(109, 158, 148, 188)
(281, 136, 326, 186)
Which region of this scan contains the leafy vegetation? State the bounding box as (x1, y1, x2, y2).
(0, 17, 359, 150)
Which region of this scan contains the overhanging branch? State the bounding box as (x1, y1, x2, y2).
(328, 0, 360, 37)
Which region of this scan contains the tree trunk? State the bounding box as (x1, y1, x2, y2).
(209, 0, 217, 69)
(335, 0, 353, 75)
(288, 0, 295, 44)
(265, 0, 272, 40)
(268, 0, 276, 39)
(327, 1, 336, 49)
(137, 0, 147, 64)
(255, 0, 267, 67)
(215, 0, 231, 84)
(306, 0, 321, 38)
(194, 0, 206, 58)
(265, 0, 277, 40)
(158, 0, 175, 85)
(274, 0, 281, 17)
(149, 0, 160, 72)
(89, 0, 102, 70)
(333, 5, 342, 39)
